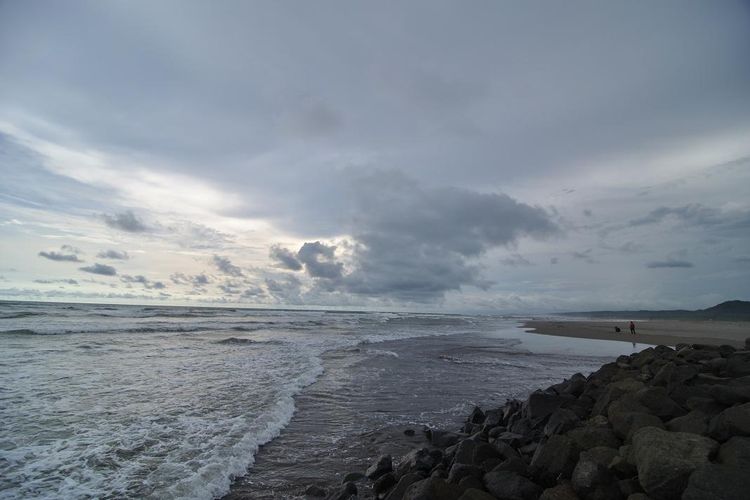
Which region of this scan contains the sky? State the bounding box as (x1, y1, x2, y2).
(1, 0, 749, 312)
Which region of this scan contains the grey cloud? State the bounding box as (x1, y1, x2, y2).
(121, 274, 166, 289)
(168, 221, 234, 250)
(297, 241, 343, 279)
(212, 255, 244, 277)
(170, 272, 212, 288)
(646, 259, 694, 268)
(269, 245, 303, 271)
(500, 253, 532, 267)
(241, 286, 266, 299)
(97, 249, 129, 260)
(630, 204, 721, 227)
(572, 249, 597, 264)
(218, 280, 242, 295)
(265, 275, 302, 303)
(33, 278, 79, 285)
(79, 263, 117, 276)
(38, 250, 83, 262)
(102, 211, 148, 232)
(272, 172, 558, 301)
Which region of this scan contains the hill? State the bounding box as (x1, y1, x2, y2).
(562, 300, 750, 321)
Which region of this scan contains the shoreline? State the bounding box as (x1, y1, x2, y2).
(319, 340, 750, 500)
(523, 319, 748, 348)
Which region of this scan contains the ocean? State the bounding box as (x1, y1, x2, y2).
(0, 301, 645, 499)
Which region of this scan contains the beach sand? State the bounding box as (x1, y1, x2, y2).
(524, 319, 749, 348)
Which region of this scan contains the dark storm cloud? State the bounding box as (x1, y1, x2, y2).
(272, 172, 559, 301)
(121, 274, 166, 289)
(79, 263, 117, 276)
(269, 245, 302, 271)
(297, 241, 343, 279)
(646, 259, 694, 269)
(212, 255, 244, 277)
(97, 249, 129, 260)
(102, 211, 148, 232)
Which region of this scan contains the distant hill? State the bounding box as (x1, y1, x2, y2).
(562, 300, 750, 321)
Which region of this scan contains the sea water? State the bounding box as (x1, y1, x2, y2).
(0, 301, 642, 499)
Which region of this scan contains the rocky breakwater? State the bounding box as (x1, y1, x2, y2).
(318, 340, 750, 500)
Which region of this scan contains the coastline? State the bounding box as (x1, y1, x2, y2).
(523, 319, 749, 348)
(318, 340, 750, 500)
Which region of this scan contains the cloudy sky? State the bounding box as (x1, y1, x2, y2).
(1, 1, 749, 312)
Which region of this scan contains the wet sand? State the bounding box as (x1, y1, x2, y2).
(524, 319, 749, 348)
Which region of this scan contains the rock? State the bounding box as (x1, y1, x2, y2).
(483, 409, 504, 428)
(491, 457, 531, 477)
(447, 464, 482, 485)
(666, 411, 709, 435)
(430, 467, 448, 479)
(454, 440, 479, 465)
(374, 473, 397, 496)
(457, 475, 484, 492)
(631, 348, 657, 368)
(631, 426, 719, 499)
(524, 390, 566, 420)
(652, 362, 699, 389)
(708, 402, 750, 441)
(685, 396, 726, 415)
(404, 429, 416, 436)
(539, 482, 580, 500)
(483, 470, 542, 500)
(718, 436, 750, 467)
(708, 384, 750, 405)
(397, 448, 441, 477)
(326, 482, 357, 500)
(530, 434, 580, 486)
(430, 430, 463, 448)
(633, 387, 685, 419)
(570, 446, 620, 500)
(384, 473, 424, 500)
(306, 485, 327, 497)
(367, 455, 393, 480)
(610, 454, 637, 479)
(726, 351, 750, 377)
(545, 408, 580, 436)
(592, 379, 645, 416)
(491, 439, 521, 460)
(617, 478, 641, 498)
(472, 443, 500, 465)
(494, 431, 527, 448)
(566, 426, 621, 450)
(468, 406, 486, 425)
(342, 472, 365, 483)
(403, 477, 462, 500)
(458, 488, 496, 500)
(610, 411, 664, 441)
(682, 463, 750, 500)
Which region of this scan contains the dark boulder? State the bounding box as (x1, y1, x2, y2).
(633, 387, 685, 420)
(591, 379, 645, 416)
(403, 477, 463, 500)
(468, 406, 486, 425)
(717, 436, 750, 467)
(367, 455, 393, 480)
(570, 446, 621, 500)
(524, 390, 566, 420)
(342, 472, 365, 483)
(447, 464, 482, 485)
(374, 473, 398, 497)
(726, 351, 750, 377)
(539, 482, 580, 500)
(610, 411, 664, 442)
(631, 427, 718, 500)
(397, 449, 439, 477)
(483, 470, 542, 500)
(326, 482, 357, 500)
(491, 457, 531, 478)
(566, 426, 621, 451)
(530, 434, 580, 486)
(306, 485, 327, 497)
(708, 402, 750, 441)
(472, 443, 501, 465)
(665, 411, 709, 435)
(384, 473, 424, 500)
(453, 440, 479, 466)
(682, 463, 750, 500)
(707, 384, 750, 406)
(430, 430, 463, 448)
(545, 408, 580, 437)
(651, 362, 698, 389)
(458, 488, 496, 500)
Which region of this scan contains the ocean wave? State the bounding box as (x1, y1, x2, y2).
(0, 328, 38, 335)
(0, 311, 46, 319)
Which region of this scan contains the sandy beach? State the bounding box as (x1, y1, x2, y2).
(524, 319, 749, 348)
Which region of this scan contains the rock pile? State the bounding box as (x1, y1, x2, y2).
(319, 341, 750, 500)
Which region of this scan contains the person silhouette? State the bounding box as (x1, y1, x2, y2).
(629, 321, 636, 335)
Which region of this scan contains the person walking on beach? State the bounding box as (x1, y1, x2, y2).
(629, 321, 636, 335)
